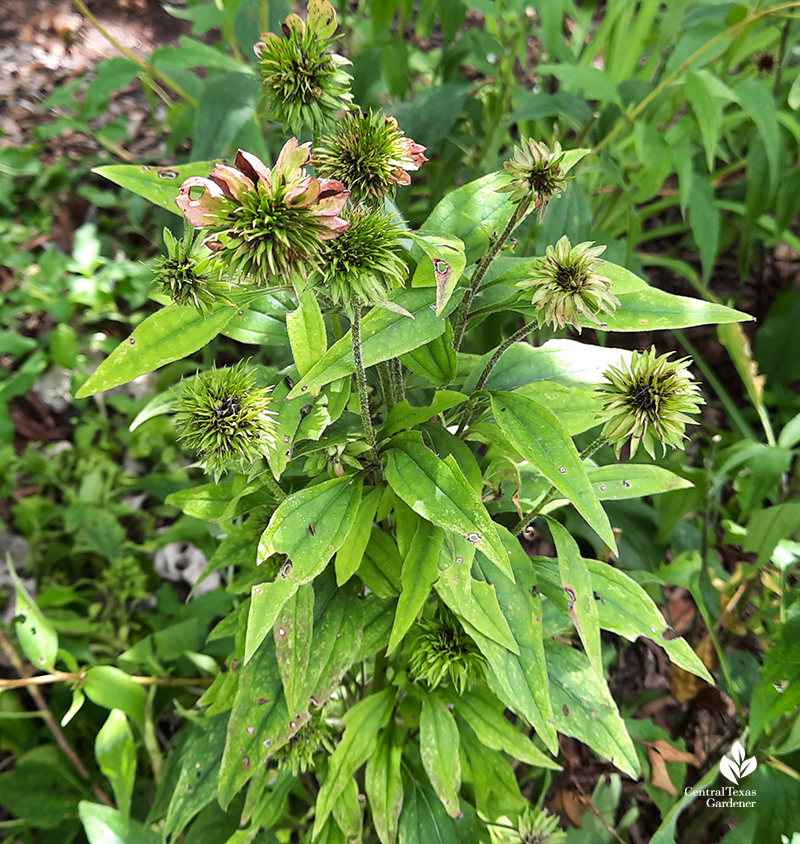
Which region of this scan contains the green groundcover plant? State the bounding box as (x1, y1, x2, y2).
(6, 1, 784, 842)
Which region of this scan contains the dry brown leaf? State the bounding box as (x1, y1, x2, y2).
(649, 740, 695, 764)
(669, 636, 716, 703)
(648, 746, 677, 796)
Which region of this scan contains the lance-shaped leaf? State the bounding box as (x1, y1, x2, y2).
(313, 689, 396, 837)
(247, 476, 363, 663)
(274, 584, 314, 715)
(419, 688, 461, 817)
(75, 303, 238, 398)
(490, 391, 616, 552)
(385, 432, 514, 581)
(410, 232, 467, 316)
(546, 516, 602, 678)
(400, 321, 458, 386)
(545, 639, 639, 778)
(380, 391, 467, 440)
(365, 719, 404, 844)
(288, 288, 462, 398)
(287, 289, 327, 377)
(335, 487, 382, 585)
(9, 554, 58, 670)
(388, 521, 444, 654)
(95, 710, 136, 827)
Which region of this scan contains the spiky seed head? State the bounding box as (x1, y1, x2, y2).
(276, 711, 334, 775)
(152, 227, 234, 314)
(313, 111, 427, 206)
(408, 606, 486, 694)
(499, 138, 567, 219)
(518, 236, 619, 332)
(309, 208, 408, 311)
(254, 0, 353, 135)
(174, 363, 278, 481)
(488, 807, 567, 844)
(175, 140, 349, 285)
(597, 346, 704, 459)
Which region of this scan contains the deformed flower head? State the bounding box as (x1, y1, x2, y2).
(597, 347, 704, 459)
(276, 710, 334, 775)
(499, 138, 566, 219)
(255, 0, 353, 134)
(314, 111, 427, 206)
(175, 139, 349, 285)
(174, 362, 278, 480)
(309, 208, 408, 310)
(152, 227, 233, 314)
(518, 236, 619, 332)
(408, 606, 486, 694)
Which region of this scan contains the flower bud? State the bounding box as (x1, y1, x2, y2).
(597, 346, 704, 458)
(498, 138, 567, 219)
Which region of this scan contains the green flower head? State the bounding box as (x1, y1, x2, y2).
(255, 0, 353, 134)
(518, 236, 619, 332)
(488, 807, 567, 844)
(499, 138, 566, 219)
(408, 606, 486, 694)
(597, 347, 704, 459)
(152, 227, 233, 314)
(276, 711, 334, 775)
(309, 208, 408, 310)
(175, 140, 350, 285)
(313, 111, 427, 206)
(174, 363, 278, 480)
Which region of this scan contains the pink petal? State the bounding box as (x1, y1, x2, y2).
(175, 177, 228, 227)
(285, 177, 322, 207)
(319, 216, 350, 239)
(210, 164, 252, 201)
(253, 32, 278, 58)
(274, 137, 311, 180)
(311, 180, 349, 215)
(234, 149, 271, 189)
(391, 168, 411, 186)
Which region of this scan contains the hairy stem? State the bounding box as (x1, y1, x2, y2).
(262, 472, 287, 502)
(351, 303, 382, 477)
(456, 319, 538, 436)
(452, 204, 526, 352)
(378, 362, 397, 413)
(393, 358, 406, 403)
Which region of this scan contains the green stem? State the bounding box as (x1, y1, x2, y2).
(351, 303, 382, 477)
(71, 0, 199, 108)
(393, 358, 406, 403)
(263, 472, 286, 502)
(452, 205, 525, 352)
(378, 362, 397, 413)
(372, 649, 388, 693)
(260, 0, 270, 33)
(456, 319, 538, 437)
(512, 435, 608, 536)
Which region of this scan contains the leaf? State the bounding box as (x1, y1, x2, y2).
(736, 77, 780, 193)
(247, 476, 363, 662)
(360, 529, 403, 597)
(93, 160, 221, 215)
(166, 481, 273, 521)
(129, 390, 176, 432)
(536, 63, 620, 104)
(744, 502, 800, 566)
(365, 720, 404, 844)
(192, 72, 261, 159)
(545, 640, 639, 778)
(385, 432, 514, 580)
(687, 175, 721, 284)
(313, 689, 396, 837)
(490, 391, 616, 552)
(410, 233, 467, 316)
(419, 688, 461, 817)
(79, 802, 160, 844)
(451, 688, 560, 770)
(164, 714, 228, 839)
(685, 71, 724, 172)
(335, 487, 382, 585)
(435, 543, 518, 654)
(398, 776, 477, 844)
(154, 36, 250, 72)
(419, 172, 513, 264)
(95, 710, 136, 826)
(400, 321, 457, 386)
(9, 554, 58, 670)
(380, 391, 468, 440)
(534, 557, 713, 682)
(388, 521, 444, 654)
(470, 529, 558, 753)
(274, 584, 313, 715)
(223, 295, 289, 346)
(288, 289, 327, 377)
(718, 321, 771, 443)
(82, 666, 146, 728)
(288, 288, 462, 399)
(307, 0, 338, 38)
(650, 764, 719, 844)
(546, 517, 602, 677)
(75, 303, 238, 398)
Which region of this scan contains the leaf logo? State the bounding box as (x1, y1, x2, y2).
(720, 740, 757, 784)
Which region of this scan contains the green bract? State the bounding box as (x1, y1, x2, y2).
(314, 110, 427, 206)
(309, 207, 408, 310)
(255, 0, 353, 134)
(597, 346, 704, 458)
(518, 235, 620, 331)
(174, 362, 278, 480)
